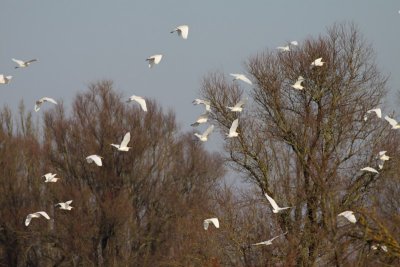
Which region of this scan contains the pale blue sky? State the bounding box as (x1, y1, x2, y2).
(1, 1, 399, 143)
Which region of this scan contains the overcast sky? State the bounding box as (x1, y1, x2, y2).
(1, 1, 399, 153)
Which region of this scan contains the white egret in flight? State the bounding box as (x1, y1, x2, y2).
(192, 99, 211, 112)
(12, 58, 38, 68)
(366, 108, 382, 119)
(227, 98, 248, 112)
(35, 97, 57, 112)
(264, 193, 291, 213)
(230, 73, 252, 85)
(86, 155, 103, 166)
(227, 119, 239, 138)
(146, 54, 163, 68)
(127, 95, 147, 112)
(25, 211, 50, 226)
(0, 74, 12, 84)
(277, 45, 290, 52)
(384, 116, 400, 129)
(111, 132, 131, 151)
(55, 200, 73, 210)
(203, 218, 219, 230)
(311, 57, 325, 67)
(191, 112, 209, 127)
(194, 125, 214, 142)
(291, 76, 305, 90)
(43, 173, 60, 183)
(252, 232, 288, 246)
(337, 210, 356, 224)
(171, 25, 189, 39)
(360, 167, 379, 174)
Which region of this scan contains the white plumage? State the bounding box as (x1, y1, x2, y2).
(277, 45, 290, 52)
(43, 173, 60, 183)
(25, 211, 50, 226)
(191, 112, 209, 127)
(291, 76, 305, 90)
(384, 116, 400, 129)
(86, 155, 103, 166)
(127, 95, 147, 112)
(311, 57, 325, 67)
(0, 74, 13, 84)
(171, 25, 189, 39)
(35, 97, 58, 112)
(252, 232, 288, 246)
(230, 73, 252, 85)
(227, 119, 239, 138)
(192, 98, 211, 112)
(111, 132, 131, 151)
(360, 167, 379, 174)
(194, 125, 214, 142)
(146, 54, 163, 68)
(55, 200, 73, 210)
(203, 218, 219, 230)
(227, 98, 248, 112)
(338, 210, 357, 224)
(12, 58, 38, 68)
(264, 193, 291, 213)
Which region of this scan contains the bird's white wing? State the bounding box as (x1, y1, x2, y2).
(277, 46, 289, 51)
(136, 98, 147, 112)
(230, 73, 240, 79)
(202, 125, 214, 138)
(177, 25, 189, 39)
(12, 58, 24, 65)
(36, 211, 50, 220)
(87, 155, 102, 166)
(192, 99, 202, 105)
(367, 108, 382, 118)
(229, 119, 239, 134)
(338, 211, 356, 223)
(204, 218, 219, 230)
(130, 96, 147, 112)
(147, 54, 162, 66)
(360, 167, 379, 174)
(290, 41, 298, 46)
(120, 132, 131, 147)
(43, 173, 54, 179)
(379, 151, 387, 156)
(92, 156, 102, 166)
(252, 240, 270, 246)
(264, 193, 279, 210)
(230, 74, 252, 84)
(25, 214, 34, 226)
(26, 59, 38, 64)
(42, 97, 58, 105)
(311, 57, 322, 65)
(384, 116, 398, 127)
(209, 218, 219, 228)
(239, 75, 252, 84)
(266, 235, 281, 243)
(65, 200, 73, 205)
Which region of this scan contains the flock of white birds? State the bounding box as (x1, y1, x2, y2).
(0, 23, 393, 250)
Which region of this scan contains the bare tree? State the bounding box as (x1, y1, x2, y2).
(0, 81, 226, 266)
(199, 22, 399, 266)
